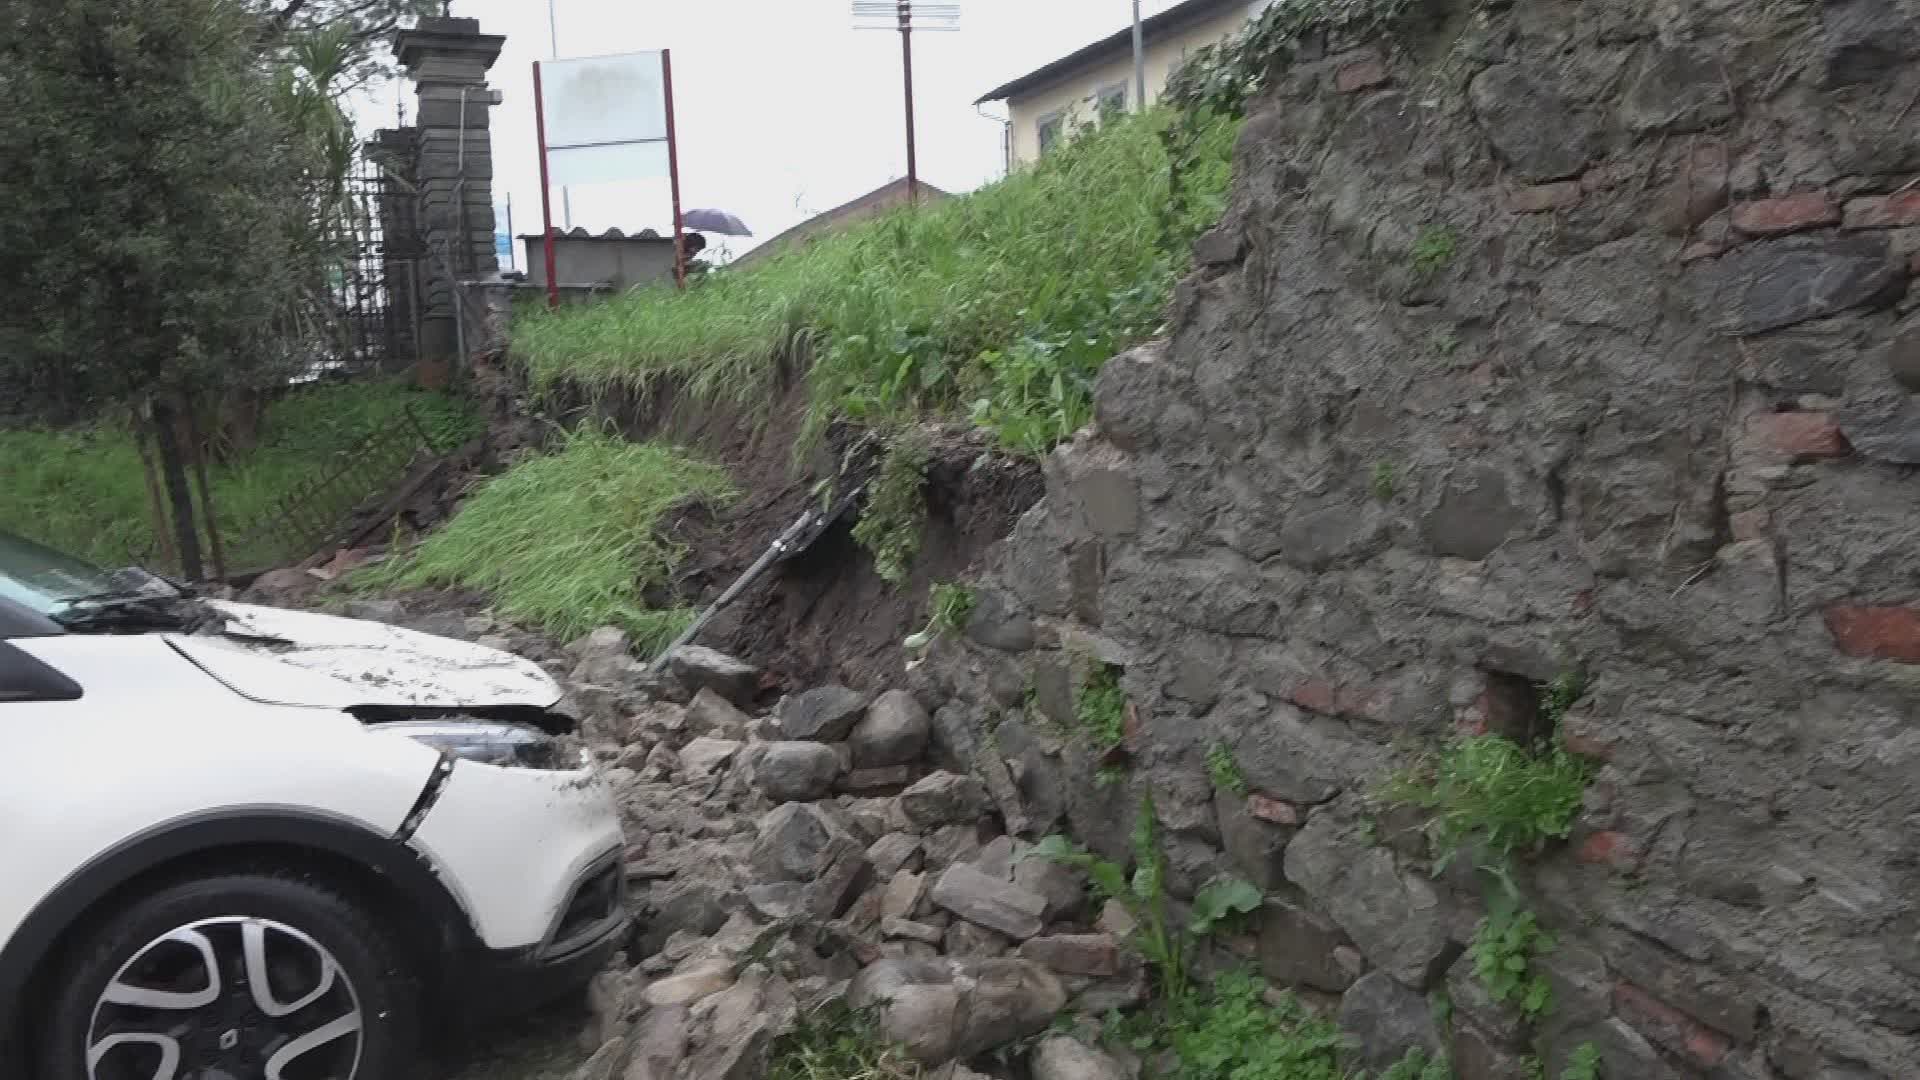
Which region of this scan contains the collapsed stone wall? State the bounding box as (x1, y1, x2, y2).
(913, 0, 1920, 1076)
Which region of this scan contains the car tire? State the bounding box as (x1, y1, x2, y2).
(37, 870, 420, 1080)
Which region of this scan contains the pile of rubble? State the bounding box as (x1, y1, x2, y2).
(546, 629, 1145, 1080)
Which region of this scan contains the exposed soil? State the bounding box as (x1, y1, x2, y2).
(278, 351, 1042, 695)
(558, 372, 1043, 694)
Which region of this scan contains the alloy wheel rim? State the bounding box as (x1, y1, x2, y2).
(85, 916, 364, 1080)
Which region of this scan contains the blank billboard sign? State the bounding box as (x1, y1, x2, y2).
(541, 51, 670, 187)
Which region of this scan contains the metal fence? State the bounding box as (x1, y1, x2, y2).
(306, 153, 420, 376)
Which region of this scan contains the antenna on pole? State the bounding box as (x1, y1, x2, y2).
(854, 1, 960, 208)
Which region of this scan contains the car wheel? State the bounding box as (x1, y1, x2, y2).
(38, 871, 420, 1080)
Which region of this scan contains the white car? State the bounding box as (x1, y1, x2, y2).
(0, 530, 628, 1080)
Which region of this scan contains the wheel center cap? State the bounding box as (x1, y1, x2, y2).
(218, 1028, 240, 1051)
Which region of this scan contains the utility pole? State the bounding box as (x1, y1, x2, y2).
(854, 1, 959, 207)
(1132, 0, 1146, 111)
(547, 0, 572, 229)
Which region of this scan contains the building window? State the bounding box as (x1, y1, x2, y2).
(1037, 111, 1064, 156)
(1094, 82, 1127, 119)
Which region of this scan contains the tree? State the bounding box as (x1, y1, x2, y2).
(254, 0, 441, 90)
(0, 0, 324, 578)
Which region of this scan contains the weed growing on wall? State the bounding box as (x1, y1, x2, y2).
(1559, 1042, 1604, 1080)
(1385, 733, 1590, 866)
(1410, 225, 1458, 277)
(1208, 742, 1249, 797)
(1471, 906, 1555, 1020)
(851, 436, 930, 585)
(1076, 663, 1129, 753)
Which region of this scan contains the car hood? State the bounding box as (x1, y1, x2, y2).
(162, 600, 563, 711)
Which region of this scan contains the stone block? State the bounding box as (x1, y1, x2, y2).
(1732, 194, 1842, 236)
(1018, 933, 1122, 977)
(1843, 191, 1920, 230)
(1613, 981, 1734, 1070)
(1824, 605, 1920, 663)
(1506, 182, 1582, 214)
(1257, 900, 1357, 993)
(1696, 235, 1901, 335)
(1338, 970, 1444, 1073)
(931, 863, 1048, 940)
(782, 685, 867, 742)
(1284, 811, 1457, 989)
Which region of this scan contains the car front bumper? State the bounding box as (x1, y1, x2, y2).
(406, 750, 628, 953)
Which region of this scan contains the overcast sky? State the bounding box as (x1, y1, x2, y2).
(346, 0, 1194, 264)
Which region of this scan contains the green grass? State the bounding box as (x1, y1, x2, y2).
(514, 108, 1241, 457)
(1077, 662, 1129, 752)
(768, 1002, 921, 1080)
(0, 379, 481, 572)
(358, 428, 734, 654)
(1208, 741, 1249, 797)
(1383, 733, 1591, 868)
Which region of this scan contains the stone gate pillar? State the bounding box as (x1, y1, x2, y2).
(393, 17, 504, 386)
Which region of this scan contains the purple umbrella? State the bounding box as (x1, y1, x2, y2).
(682, 208, 752, 236)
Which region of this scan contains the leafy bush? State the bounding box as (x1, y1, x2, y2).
(1385, 734, 1590, 867)
(515, 109, 1240, 459)
(360, 429, 733, 653)
(1471, 908, 1555, 1020)
(851, 437, 929, 585)
(929, 582, 975, 635)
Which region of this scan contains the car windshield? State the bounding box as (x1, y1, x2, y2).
(0, 530, 137, 616)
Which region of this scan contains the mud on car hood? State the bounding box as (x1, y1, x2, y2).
(163, 600, 563, 711)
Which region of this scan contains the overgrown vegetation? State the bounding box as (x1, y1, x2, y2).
(1470, 907, 1555, 1020)
(1076, 663, 1129, 753)
(0, 380, 479, 572)
(1207, 742, 1249, 797)
(515, 108, 1238, 459)
(1371, 461, 1399, 502)
(1385, 733, 1590, 866)
(360, 429, 733, 653)
(851, 437, 930, 584)
(1163, 0, 1422, 118)
(929, 582, 975, 635)
(767, 1002, 920, 1080)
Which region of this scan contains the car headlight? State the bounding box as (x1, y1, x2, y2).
(369, 720, 565, 768)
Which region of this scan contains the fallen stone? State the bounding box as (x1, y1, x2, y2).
(1284, 811, 1456, 989)
(868, 832, 924, 879)
(679, 737, 742, 780)
(755, 742, 841, 802)
(623, 1005, 689, 1080)
(570, 1036, 627, 1080)
(666, 646, 759, 706)
(684, 687, 751, 739)
(882, 869, 928, 921)
(946, 919, 1012, 957)
(1096, 899, 1138, 937)
(848, 957, 1067, 1063)
(884, 917, 947, 945)
(1031, 1034, 1129, 1080)
(803, 836, 873, 919)
(752, 803, 852, 882)
(896, 771, 991, 831)
(643, 960, 735, 1007)
(931, 863, 1048, 940)
(851, 689, 933, 767)
(1339, 970, 1445, 1073)
(640, 880, 731, 956)
(745, 882, 805, 921)
(1019, 934, 1121, 978)
(781, 685, 867, 742)
(1014, 857, 1086, 922)
(682, 965, 793, 1080)
(841, 765, 915, 794)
